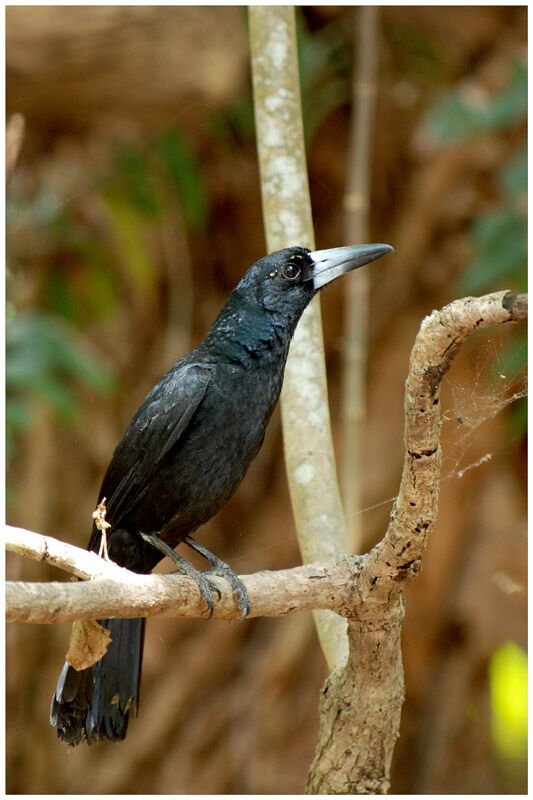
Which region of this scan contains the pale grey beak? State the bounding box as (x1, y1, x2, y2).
(309, 244, 395, 290)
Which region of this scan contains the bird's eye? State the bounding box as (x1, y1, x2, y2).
(282, 263, 301, 280)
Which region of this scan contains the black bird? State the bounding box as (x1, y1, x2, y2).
(51, 243, 393, 745)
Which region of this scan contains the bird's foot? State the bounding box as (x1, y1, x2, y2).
(184, 536, 250, 620)
(203, 564, 250, 620)
(140, 532, 220, 618)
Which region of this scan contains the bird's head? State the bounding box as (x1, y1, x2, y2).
(208, 243, 394, 358)
(237, 243, 394, 328)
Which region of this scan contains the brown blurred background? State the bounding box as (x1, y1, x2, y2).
(6, 6, 526, 794)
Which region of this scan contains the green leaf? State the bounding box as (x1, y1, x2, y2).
(500, 145, 527, 197)
(296, 11, 350, 143)
(207, 95, 255, 143)
(494, 337, 527, 379)
(6, 312, 116, 401)
(6, 398, 32, 432)
(101, 189, 157, 289)
(508, 396, 527, 438)
(460, 209, 526, 294)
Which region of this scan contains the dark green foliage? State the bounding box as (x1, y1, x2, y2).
(296, 13, 350, 143)
(205, 10, 351, 148)
(426, 60, 526, 144)
(6, 125, 208, 471)
(387, 22, 456, 87)
(425, 59, 526, 300)
(114, 144, 161, 217)
(459, 137, 526, 301)
(425, 60, 526, 428)
(155, 129, 208, 232)
(206, 94, 256, 144)
(111, 131, 209, 231)
(6, 309, 116, 460)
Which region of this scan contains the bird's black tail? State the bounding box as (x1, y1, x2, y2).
(51, 617, 145, 745)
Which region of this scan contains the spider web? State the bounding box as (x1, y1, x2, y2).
(440, 336, 526, 481)
(349, 337, 527, 523)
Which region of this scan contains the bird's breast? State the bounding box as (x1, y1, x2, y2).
(136, 354, 286, 545)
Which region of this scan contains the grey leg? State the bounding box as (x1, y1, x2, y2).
(184, 535, 250, 620)
(140, 532, 221, 618)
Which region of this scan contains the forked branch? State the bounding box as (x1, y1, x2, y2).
(307, 290, 527, 794)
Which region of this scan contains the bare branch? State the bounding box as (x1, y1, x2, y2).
(6, 525, 132, 582)
(367, 291, 527, 589)
(307, 290, 527, 794)
(6, 525, 358, 624)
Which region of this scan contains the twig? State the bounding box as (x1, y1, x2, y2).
(6, 525, 131, 582)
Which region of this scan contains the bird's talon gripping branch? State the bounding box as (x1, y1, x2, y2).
(185, 535, 250, 620)
(204, 567, 250, 620)
(202, 575, 223, 603)
(139, 532, 220, 617)
(51, 243, 393, 745)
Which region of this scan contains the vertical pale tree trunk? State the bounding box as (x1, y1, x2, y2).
(249, 5, 349, 671)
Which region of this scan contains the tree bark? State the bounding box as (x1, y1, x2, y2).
(306, 291, 526, 793)
(308, 599, 405, 794)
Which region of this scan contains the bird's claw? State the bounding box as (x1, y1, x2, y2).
(183, 536, 250, 620)
(203, 565, 250, 621)
(170, 567, 220, 618)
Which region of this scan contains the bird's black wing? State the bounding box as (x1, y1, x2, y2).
(90, 363, 211, 542)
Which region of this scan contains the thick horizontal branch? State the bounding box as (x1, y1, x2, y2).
(7, 569, 359, 625)
(6, 525, 360, 624)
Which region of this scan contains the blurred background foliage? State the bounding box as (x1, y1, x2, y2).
(6, 309, 115, 461)
(6, 6, 526, 794)
(427, 59, 526, 297)
(425, 57, 527, 434)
